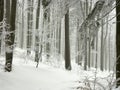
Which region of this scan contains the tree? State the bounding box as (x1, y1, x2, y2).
(5, 0, 17, 72)
(65, 9, 71, 70)
(35, 0, 41, 64)
(42, 0, 51, 59)
(79, 0, 105, 70)
(116, 0, 120, 87)
(21, 0, 25, 48)
(0, 0, 4, 22)
(27, 0, 33, 55)
(100, 19, 104, 71)
(0, 0, 4, 52)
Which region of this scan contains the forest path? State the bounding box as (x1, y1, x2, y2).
(0, 58, 78, 90)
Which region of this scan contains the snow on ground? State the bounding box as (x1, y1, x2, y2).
(0, 62, 78, 90)
(0, 60, 79, 90)
(0, 48, 79, 90)
(0, 48, 119, 90)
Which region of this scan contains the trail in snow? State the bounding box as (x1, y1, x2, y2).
(0, 58, 79, 90)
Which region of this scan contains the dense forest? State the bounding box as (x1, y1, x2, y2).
(0, 0, 120, 90)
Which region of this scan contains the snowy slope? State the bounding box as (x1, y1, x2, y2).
(0, 48, 119, 90)
(0, 57, 78, 90)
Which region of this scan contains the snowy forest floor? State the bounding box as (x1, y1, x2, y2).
(0, 48, 119, 90)
(0, 59, 78, 90)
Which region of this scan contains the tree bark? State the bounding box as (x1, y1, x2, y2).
(21, 0, 25, 48)
(116, 0, 120, 87)
(0, 0, 4, 53)
(100, 19, 104, 71)
(35, 0, 41, 63)
(42, 0, 51, 59)
(0, 0, 4, 22)
(27, 0, 33, 55)
(65, 10, 71, 70)
(5, 0, 17, 72)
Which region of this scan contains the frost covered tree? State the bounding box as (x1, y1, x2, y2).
(9, 0, 116, 72)
(27, 0, 34, 55)
(42, 0, 51, 59)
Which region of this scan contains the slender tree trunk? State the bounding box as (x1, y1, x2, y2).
(84, 28, 87, 70)
(5, 0, 17, 72)
(58, 21, 61, 54)
(0, 0, 4, 53)
(76, 19, 82, 65)
(0, 0, 4, 22)
(21, 0, 25, 48)
(27, 0, 31, 54)
(116, 0, 120, 87)
(84, 0, 89, 70)
(35, 0, 41, 63)
(88, 30, 91, 68)
(27, 0, 33, 55)
(5, 0, 11, 71)
(100, 19, 104, 71)
(95, 32, 98, 69)
(65, 10, 71, 70)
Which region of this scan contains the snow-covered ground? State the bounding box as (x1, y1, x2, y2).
(0, 62, 79, 90)
(0, 48, 119, 90)
(0, 48, 79, 90)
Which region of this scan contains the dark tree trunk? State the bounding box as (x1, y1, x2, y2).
(84, 29, 87, 70)
(0, 0, 4, 52)
(35, 0, 41, 63)
(5, 0, 17, 72)
(0, 0, 4, 22)
(58, 21, 61, 54)
(5, 0, 11, 71)
(100, 19, 104, 71)
(116, 0, 120, 87)
(65, 10, 71, 70)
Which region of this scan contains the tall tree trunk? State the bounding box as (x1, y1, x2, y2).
(27, 0, 33, 55)
(21, 0, 25, 48)
(84, 28, 87, 70)
(65, 10, 71, 70)
(35, 0, 41, 63)
(84, 0, 89, 70)
(5, 0, 11, 71)
(42, 0, 51, 59)
(88, 30, 91, 68)
(58, 21, 61, 54)
(116, 0, 120, 87)
(0, 0, 4, 22)
(100, 19, 104, 71)
(0, 0, 4, 53)
(5, 0, 17, 72)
